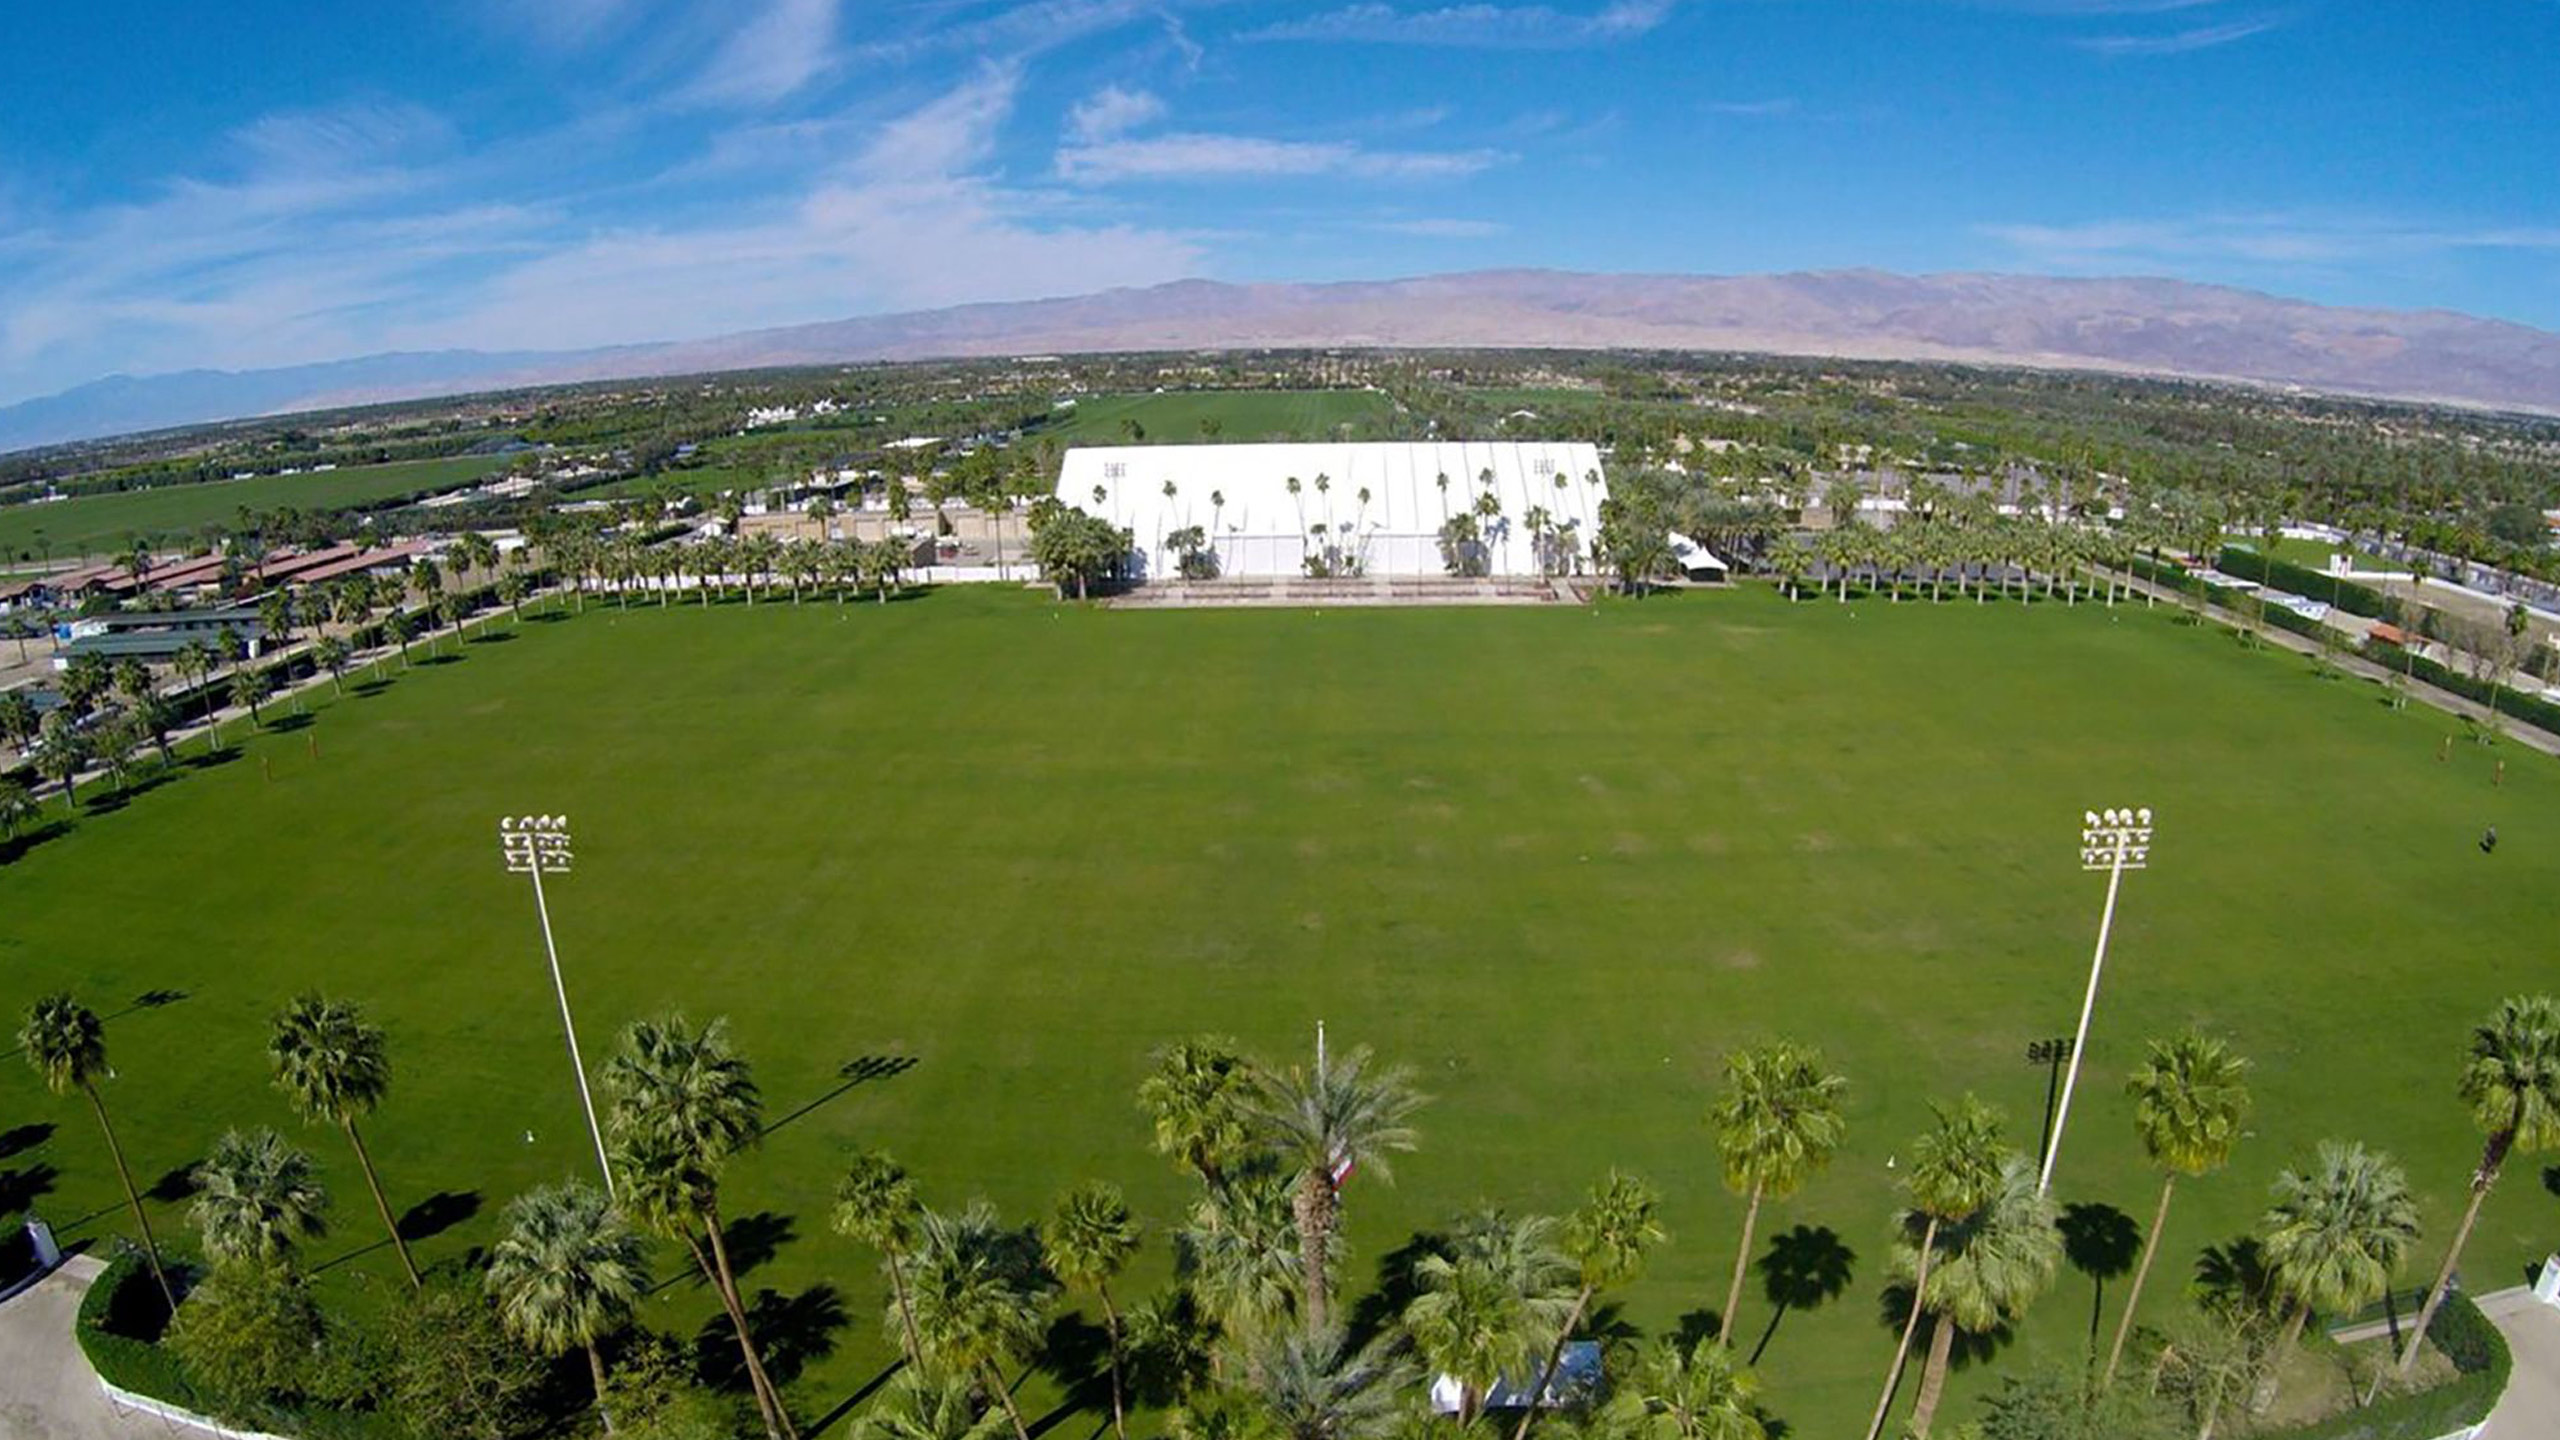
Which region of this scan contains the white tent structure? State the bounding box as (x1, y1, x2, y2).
(1056, 441, 1608, 580)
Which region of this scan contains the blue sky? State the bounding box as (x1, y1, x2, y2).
(0, 0, 2554, 406)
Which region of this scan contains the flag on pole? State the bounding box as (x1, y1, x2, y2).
(1329, 1145, 1355, 1190)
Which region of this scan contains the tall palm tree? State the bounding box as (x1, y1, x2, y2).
(1140, 1036, 1255, 1191)
(1865, 1096, 2006, 1440)
(487, 1181, 649, 1432)
(2104, 1031, 2252, 1389)
(1902, 1158, 2061, 1437)
(267, 992, 420, 1288)
(1514, 1174, 1663, 1440)
(836, 1149, 928, 1366)
(1251, 1044, 1426, 1332)
(619, 1132, 791, 1439)
(2262, 1141, 2422, 1362)
(1046, 1182, 1142, 1440)
(1254, 1325, 1412, 1440)
(1180, 1167, 1301, 1363)
(20, 994, 174, 1308)
(2400, 995, 2560, 1375)
(189, 1127, 329, 1270)
(1406, 1210, 1576, 1425)
(1709, 1042, 1847, 1346)
(1608, 1336, 1766, 1440)
(905, 1202, 1056, 1440)
(604, 1015, 794, 1440)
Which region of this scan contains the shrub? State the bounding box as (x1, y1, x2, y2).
(164, 1262, 327, 1423)
(74, 1252, 204, 1410)
(2360, 641, 2560, 739)
(2217, 546, 2399, 621)
(2261, 1292, 2510, 1440)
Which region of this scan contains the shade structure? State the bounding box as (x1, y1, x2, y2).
(1055, 440, 1608, 579)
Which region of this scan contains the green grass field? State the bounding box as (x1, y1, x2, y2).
(3, 586, 2554, 1436)
(1038, 390, 1402, 443)
(0, 454, 513, 560)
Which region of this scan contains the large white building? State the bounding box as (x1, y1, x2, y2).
(1055, 441, 1608, 580)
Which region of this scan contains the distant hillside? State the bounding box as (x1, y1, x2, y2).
(8, 269, 2560, 451)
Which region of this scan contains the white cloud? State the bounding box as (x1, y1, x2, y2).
(0, 72, 1210, 404)
(1058, 133, 1506, 183)
(690, 0, 842, 104)
(1068, 86, 1168, 143)
(1704, 98, 1797, 117)
(1982, 214, 2560, 268)
(1244, 0, 1675, 48)
(2071, 17, 2278, 55)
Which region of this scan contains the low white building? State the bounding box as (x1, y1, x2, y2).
(1055, 441, 1607, 579)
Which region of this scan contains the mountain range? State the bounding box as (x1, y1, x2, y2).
(8, 269, 2560, 453)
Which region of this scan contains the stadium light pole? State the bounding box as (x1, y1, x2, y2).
(500, 814, 614, 1198)
(2039, 806, 2154, 1196)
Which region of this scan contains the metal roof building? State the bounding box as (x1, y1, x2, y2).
(1055, 441, 1607, 579)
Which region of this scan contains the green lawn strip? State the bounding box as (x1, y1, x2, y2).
(1, 585, 2551, 1437)
(0, 456, 514, 559)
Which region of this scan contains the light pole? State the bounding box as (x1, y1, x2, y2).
(500, 814, 613, 1197)
(2039, 806, 2153, 1196)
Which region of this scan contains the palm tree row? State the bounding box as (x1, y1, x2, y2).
(20, 992, 2553, 1440)
(545, 530, 920, 609)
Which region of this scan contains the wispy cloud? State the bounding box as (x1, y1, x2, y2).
(1244, 0, 1675, 49)
(690, 0, 843, 104)
(1067, 86, 1168, 143)
(1057, 132, 1506, 182)
(1705, 98, 1797, 117)
(1368, 217, 1507, 237)
(0, 70, 1211, 403)
(2071, 16, 2278, 56)
(1982, 213, 2560, 268)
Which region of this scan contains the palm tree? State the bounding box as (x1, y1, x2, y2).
(1046, 1182, 1142, 1440)
(605, 1015, 795, 1440)
(2103, 1031, 2252, 1389)
(1141, 1036, 1255, 1191)
(189, 1127, 329, 1270)
(1406, 1209, 1575, 1425)
(1710, 1042, 1847, 1346)
(1865, 1096, 2006, 1440)
(855, 1370, 1012, 1440)
(1180, 1167, 1301, 1363)
(0, 775, 33, 838)
(1254, 1325, 1412, 1440)
(1514, 1174, 1663, 1440)
(20, 994, 174, 1307)
(2399, 995, 2560, 1375)
(1608, 1336, 1766, 1440)
(836, 1149, 928, 1366)
(267, 993, 421, 1287)
(1901, 1158, 2061, 1437)
(487, 1181, 649, 1432)
(1250, 1044, 1426, 1332)
(2262, 1141, 2422, 1362)
(905, 1202, 1056, 1440)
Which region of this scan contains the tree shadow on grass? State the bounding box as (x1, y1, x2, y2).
(1027, 1313, 1112, 1436)
(1674, 1307, 1727, 1353)
(1347, 1228, 1453, 1347)
(183, 744, 243, 771)
(1751, 1224, 1857, 1366)
(146, 1161, 199, 1204)
(720, 1210, 798, 1283)
(695, 1282, 847, 1393)
(805, 1358, 907, 1439)
(761, 1055, 919, 1141)
(0, 819, 75, 866)
(2061, 1202, 2142, 1352)
(397, 1190, 481, 1242)
(0, 1161, 58, 1214)
(468, 631, 516, 645)
(2544, 1164, 2560, 1200)
(0, 1123, 54, 1162)
(265, 713, 315, 733)
(349, 678, 392, 698)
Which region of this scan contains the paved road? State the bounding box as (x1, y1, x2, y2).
(2482, 1290, 2560, 1439)
(0, 1256, 159, 1440)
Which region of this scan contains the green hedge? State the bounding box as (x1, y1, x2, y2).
(2266, 1291, 2510, 1440)
(2219, 545, 2401, 621)
(75, 1252, 206, 1411)
(2361, 640, 2560, 740)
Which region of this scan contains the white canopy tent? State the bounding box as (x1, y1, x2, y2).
(1056, 441, 1608, 579)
